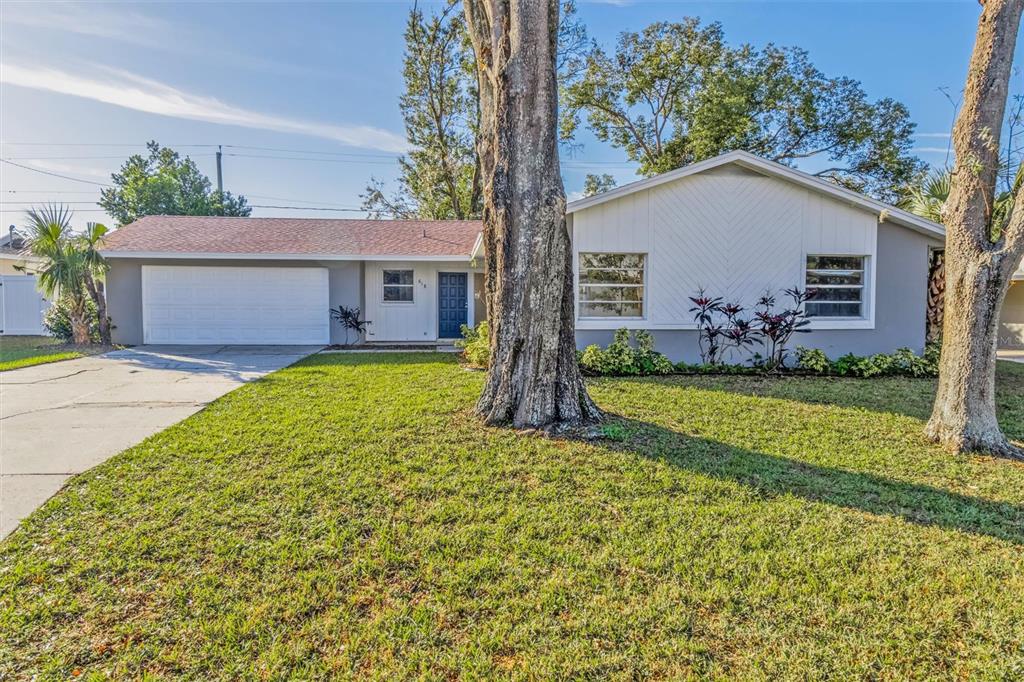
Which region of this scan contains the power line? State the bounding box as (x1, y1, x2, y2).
(249, 204, 365, 212)
(0, 142, 220, 148)
(4, 155, 214, 160)
(0, 201, 99, 205)
(224, 144, 400, 159)
(0, 159, 111, 186)
(0, 208, 107, 213)
(5, 190, 101, 194)
(224, 153, 398, 166)
(246, 193, 362, 207)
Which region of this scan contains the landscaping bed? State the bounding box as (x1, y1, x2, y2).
(2, 354, 1023, 678)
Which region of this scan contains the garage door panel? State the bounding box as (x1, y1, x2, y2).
(142, 266, 329, 345)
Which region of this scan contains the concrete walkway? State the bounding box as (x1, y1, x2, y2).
(998, 349, 1024, 364)
(0, 345, 319, 538)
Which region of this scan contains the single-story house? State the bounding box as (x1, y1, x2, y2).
(99, 150, 1022, 358)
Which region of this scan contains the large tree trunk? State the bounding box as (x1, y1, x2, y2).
(464, 0, 600, 430)
(925, 0, 1024, 458)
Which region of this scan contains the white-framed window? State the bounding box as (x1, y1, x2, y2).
(578, 252, 645, 318)
(383, 269, 414, 303)
(805, 255, 866, 318)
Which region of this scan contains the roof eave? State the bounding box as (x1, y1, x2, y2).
(98, 251, 476, 262)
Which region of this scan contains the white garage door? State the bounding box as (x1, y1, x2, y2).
(142, 266, 329, 345)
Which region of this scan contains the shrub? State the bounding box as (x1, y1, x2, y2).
(456, 321, 490, 368)
(796, 345, 939, 378)
(43, 296, 98, 343)
(329, 305, 371, 345)
(795, 347, 831, 374)
(753, 288, 813, 370)
(579, 328, 674, 376)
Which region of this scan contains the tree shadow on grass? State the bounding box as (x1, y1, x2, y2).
(597, 413, 1024, 545)
(615, 361, 1024, 443)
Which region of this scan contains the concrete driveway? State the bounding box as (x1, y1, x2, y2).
(999, 349, 1024, 363)
(1, 345, 319, 538)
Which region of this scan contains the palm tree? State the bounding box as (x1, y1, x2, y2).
(80, 221, 111, 345)
(24, 205, 109, 345)
(898, 168, 950, 224)
(900, 163, 1022, 237)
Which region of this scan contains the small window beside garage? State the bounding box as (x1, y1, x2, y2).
(805, 255, 866, 318)
(383, 269, 415, 302)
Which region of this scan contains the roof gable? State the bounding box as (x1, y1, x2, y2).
(567, 150, 946, 240)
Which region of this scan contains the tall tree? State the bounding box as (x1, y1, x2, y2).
(561, 20, 926, 202)
(365, 1, 588, 220)
(363, 1, 480, 220)
(100, 141, 250, 226)
(464, 0, 600, 429)
(925, 0, 1024, 458)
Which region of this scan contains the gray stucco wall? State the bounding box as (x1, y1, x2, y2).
(1000, 282, 1024, 349)
(105, 258, 363, 346)
(576, 221, 943, 363)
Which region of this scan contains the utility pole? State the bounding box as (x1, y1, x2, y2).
(215, 145, 224, 195)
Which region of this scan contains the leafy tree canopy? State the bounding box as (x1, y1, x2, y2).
(582, 173, 616, 197)
(100, 141, 250, 225)
(364, 1, 588, 219)
(561, 19, 926, 202)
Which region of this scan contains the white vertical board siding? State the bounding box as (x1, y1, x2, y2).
(572, 166, 878, 330)
(0, 276, 48, 335)
(363, 261, 477, 342)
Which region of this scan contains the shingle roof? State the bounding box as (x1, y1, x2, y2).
(100, 215, 483, 258)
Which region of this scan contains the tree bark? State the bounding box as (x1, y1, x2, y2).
(464, 0, 601, 430)
(925, 0, 1024, 458)
(83, 272, 111, 345)
(69, 296, 91, 345)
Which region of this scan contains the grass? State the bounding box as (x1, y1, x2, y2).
(2, 354, 1024, 679)
(0, 336, 87, 371)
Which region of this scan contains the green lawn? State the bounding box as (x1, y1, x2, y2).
(0, 335, 85, 371)
(2, 354, 1024, 679)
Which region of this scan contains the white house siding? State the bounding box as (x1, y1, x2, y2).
(572, 165, 941, 362)
(363, 261, 477, 342)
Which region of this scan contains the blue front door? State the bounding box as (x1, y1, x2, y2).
(438, 272, 468, 338)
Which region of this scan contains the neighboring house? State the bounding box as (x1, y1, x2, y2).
(98, 150, 1016, 357)
(0, 229, 50, 335)
(1002, 262, 1024, 349)
(0, 229, 43, 276)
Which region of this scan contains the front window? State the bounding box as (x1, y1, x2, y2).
(579, 253, 645, 318)
(805, 255, 865, 318)
(383, 269, 414, 302)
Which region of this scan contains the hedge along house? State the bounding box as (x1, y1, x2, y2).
(99, 150, 1016, 357)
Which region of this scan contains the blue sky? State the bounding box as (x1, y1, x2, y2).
(0, 1, 1013, 229)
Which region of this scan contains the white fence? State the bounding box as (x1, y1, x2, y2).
(0, 276, 49, 335)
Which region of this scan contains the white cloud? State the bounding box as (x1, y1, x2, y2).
(3, 3, 327, 79)
(913, 147, 952, 153)
(0, 63, 410, 153)
(2, 3, 167, 44)
(915, 133, 952, 139)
